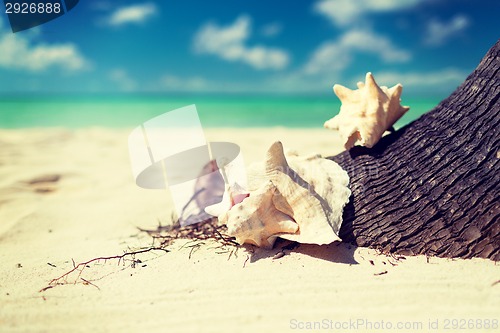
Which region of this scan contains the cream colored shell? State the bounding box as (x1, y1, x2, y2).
(219, 141, 351, 249)
(324, 72, 409, 150)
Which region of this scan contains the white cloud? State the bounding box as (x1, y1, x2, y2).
(108, 69, 136, 91)
(303, 41, 350, 74)
(0, 32, 88, 72)
(374, 68, 469, 87)
(261, 23, 282, 37)
(342, 30, 411, 61)
(107, 3, 156, 26)
(193, 15, 290, 70)
(314, 0, 423, 26)
(303, 29, 410, 75)
(424, 15, 469, 46)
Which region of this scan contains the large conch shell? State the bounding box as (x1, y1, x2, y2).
(324, 72, 409, 150)
(214, 141, 351, 249)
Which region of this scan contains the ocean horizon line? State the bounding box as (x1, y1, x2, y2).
(0, 90, 449, 100)
(0, 95, 441, 129)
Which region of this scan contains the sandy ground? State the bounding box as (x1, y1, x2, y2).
(0, 127, 498, 333)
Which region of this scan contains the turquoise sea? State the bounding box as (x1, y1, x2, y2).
(0, 95, 441, 128)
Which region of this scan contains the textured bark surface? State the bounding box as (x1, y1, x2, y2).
(330, 40, 499, 261)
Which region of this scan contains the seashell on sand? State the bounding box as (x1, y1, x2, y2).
(324, 72, 409, 150)
(220, 141, 351, 248)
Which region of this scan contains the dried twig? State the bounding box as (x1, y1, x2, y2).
(243, 255, 250, 268)
(140, 218, 240, 256)
(81, 278, 100, 290)
(40, 247, 168, 292)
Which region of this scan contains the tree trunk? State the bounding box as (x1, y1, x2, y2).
(330, 40, 500, 261)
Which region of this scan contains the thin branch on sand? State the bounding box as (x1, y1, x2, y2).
(40, 247, 168, 292)
(140, 218, 239, 248)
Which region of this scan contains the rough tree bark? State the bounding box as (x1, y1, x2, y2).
(330, 40, 499, 261)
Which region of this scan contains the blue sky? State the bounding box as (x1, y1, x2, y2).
(0, 0, 498, 96)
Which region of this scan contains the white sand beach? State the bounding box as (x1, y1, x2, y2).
(0, 127, 498, 333)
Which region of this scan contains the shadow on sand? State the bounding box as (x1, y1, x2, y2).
(246, 239, 359, 265)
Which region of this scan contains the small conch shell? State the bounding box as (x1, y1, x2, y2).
(221, 141, 351, 248)
(324, 72, 409, 150)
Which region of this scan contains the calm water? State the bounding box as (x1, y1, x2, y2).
(0, 95, 440, 128)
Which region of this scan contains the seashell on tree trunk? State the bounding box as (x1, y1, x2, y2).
(324, 72, 409, 150)
(330, 39, 500, 261)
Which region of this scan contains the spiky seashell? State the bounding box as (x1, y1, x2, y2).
(324, 72, 410, 150)
(222, 141, 351, 248)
